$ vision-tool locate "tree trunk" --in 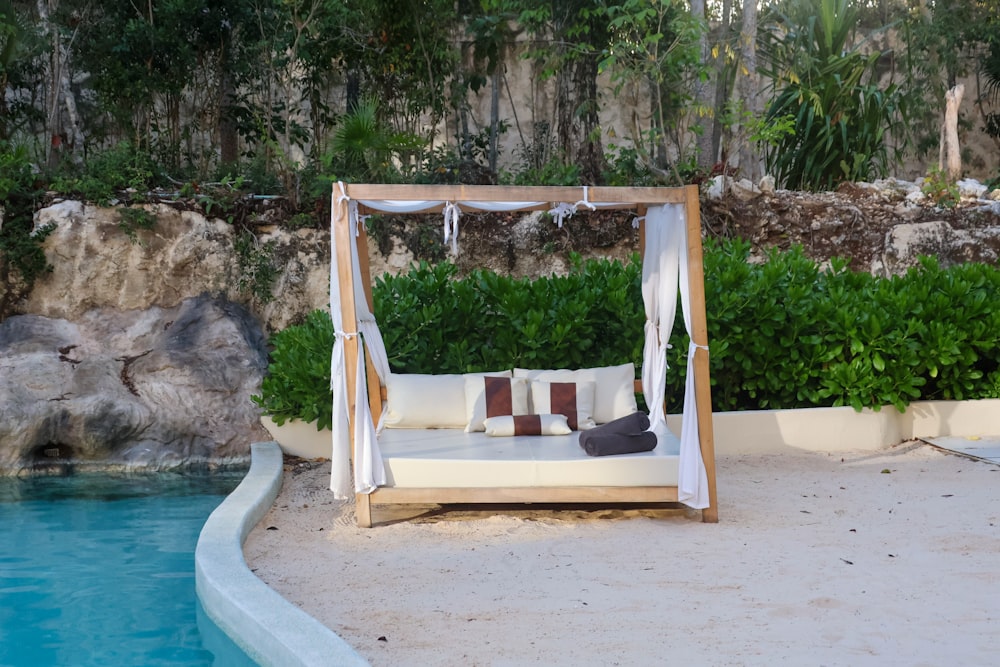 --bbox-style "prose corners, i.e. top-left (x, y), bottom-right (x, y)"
top-left (36, 0), bottom-right (83, 166)
top-left (689, 0), bottom-right (714, 171)
top-left (736, 0), bottom-right (759, 182)
top-left (551, 35), bottom-right (604, 182)
top-left (489, 66), bottom-right (500, 174)
top-left (710, 0), bottom-right (733, 167)
top-left (941, 83), bottom-right (964, 181)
